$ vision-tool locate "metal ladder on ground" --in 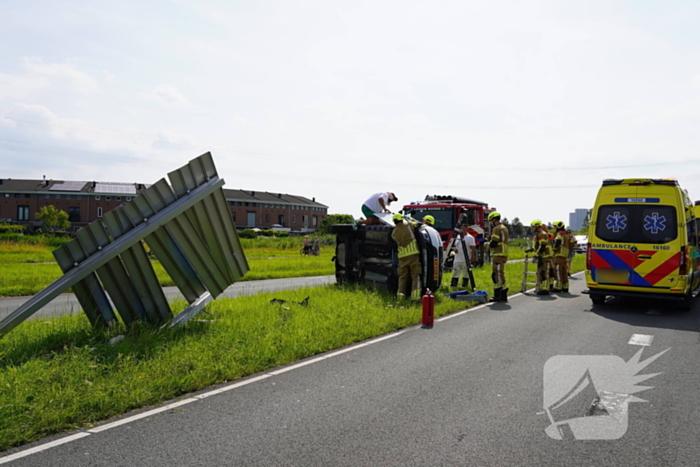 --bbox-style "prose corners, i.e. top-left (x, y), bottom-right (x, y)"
top-left (521, 240), bottom-right (538, 293)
